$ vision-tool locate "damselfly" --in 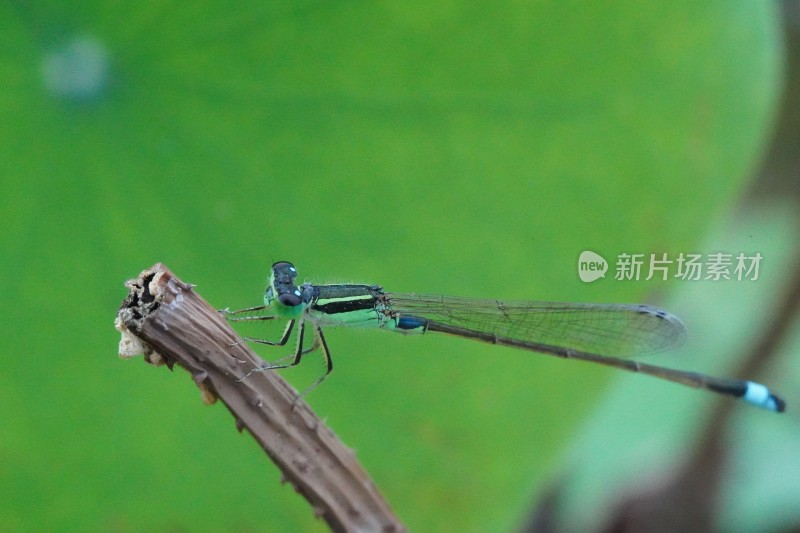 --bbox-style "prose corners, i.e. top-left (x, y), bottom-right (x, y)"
top-left (223, 261), bottom-right (784, 412)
